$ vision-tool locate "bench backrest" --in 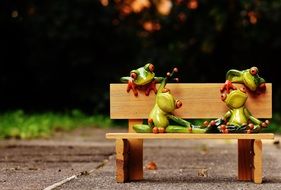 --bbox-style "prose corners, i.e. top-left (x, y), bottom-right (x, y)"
top-left (110, 83), bottom-right (272, 120)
